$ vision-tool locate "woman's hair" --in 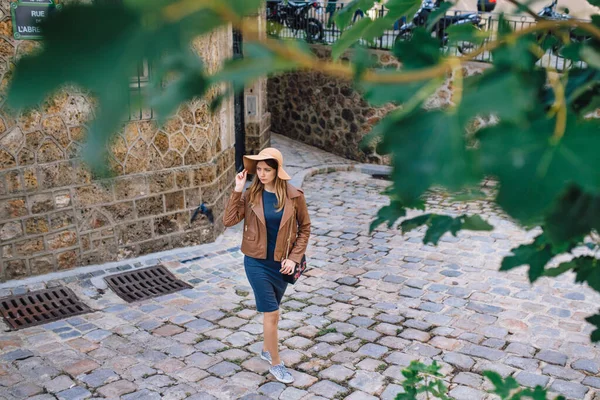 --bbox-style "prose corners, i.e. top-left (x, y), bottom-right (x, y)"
top-left (247, 158), bottom-right (287, 212)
